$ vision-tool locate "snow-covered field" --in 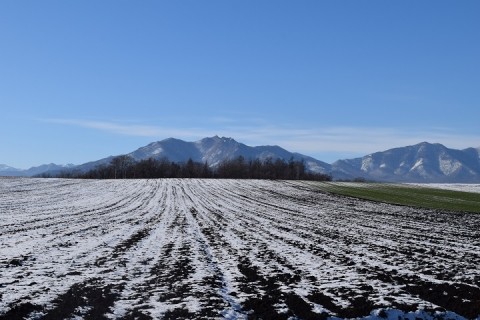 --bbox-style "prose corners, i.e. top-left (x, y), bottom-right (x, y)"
top-left (409, 183), bottom-right (480, 194)
top-left (1, 178), bottom-right (479, 320)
